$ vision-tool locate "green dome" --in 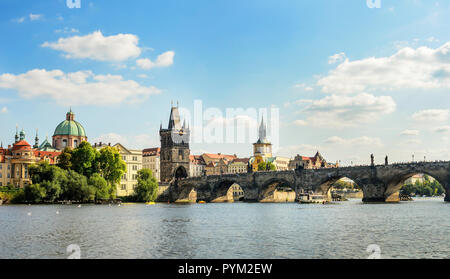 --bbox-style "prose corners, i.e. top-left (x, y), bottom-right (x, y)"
top-left (54, 120), bottom-right (86, 137)
top-left (53, 110), bottom-right (86, 137)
